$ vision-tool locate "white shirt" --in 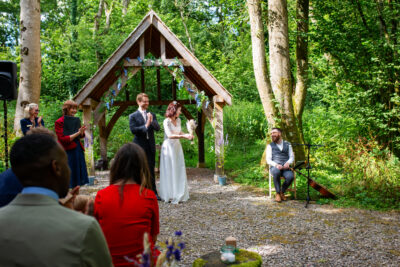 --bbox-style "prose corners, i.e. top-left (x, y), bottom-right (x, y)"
top-left (138, 107), bottom-right (147, 122)
top-left (266, 140), bottom-right (294, 167)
